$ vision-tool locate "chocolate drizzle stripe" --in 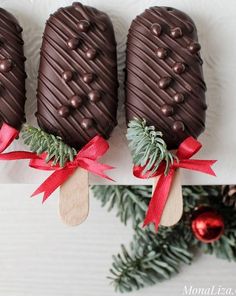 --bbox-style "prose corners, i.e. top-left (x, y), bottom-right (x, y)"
top-left (145, 9), bottom-right (203, 64)
top-left (38, 88), bottom-right (95, 140)
top-left (63, 9), bottom-right (116, 54)
top-left (41, 42), bottom-right (116, 126)
top-left (131, 23), bottom-right (205, 91)
top-left (44, 32), bottom-right (116, 99)
top-left (127, 37), bottom-right (206, 125)
top-left (134, 17), bottom-right (205, 88)
top-left (0, 74), bottom-right (25, 110)
top-left (39, 53), bottom-right (108, 134)
top-left (125, 6), bottom-right (206, 149)
top-left (127, 43), bottom-right (205, 128)
top-left (47, 22), bottom-right (116, 89)
top-left (37, 3), bottom-right (118, 148)
top-left (50, 19), bottom-right (115, 81)
top-left (126, 64), bottom-right (201, 136)
top-left (0, 8), bottom-right (26, 129)
top-left (38, 67), bottom-right (101, 139)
